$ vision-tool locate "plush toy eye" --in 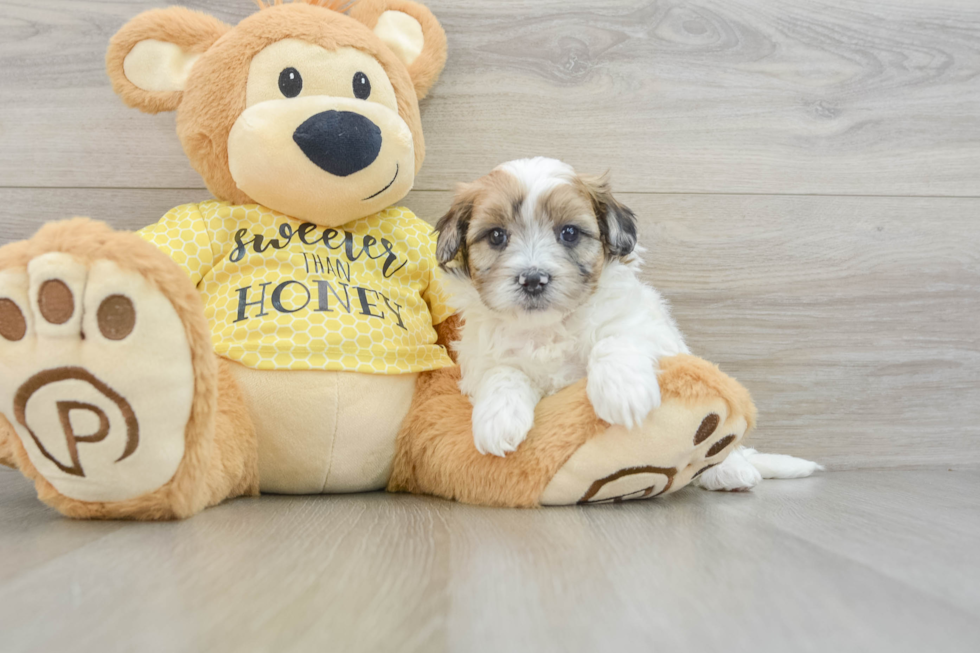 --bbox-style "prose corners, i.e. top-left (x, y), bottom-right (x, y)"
top-left (559, 225), bottom-right (580, 245)
top-left (353, 72), bottom-right (371, 100)
top-left (279, 67), bottom-right (303, 98)
top-left (488, 228), bottom-right (508, 248)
